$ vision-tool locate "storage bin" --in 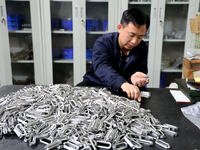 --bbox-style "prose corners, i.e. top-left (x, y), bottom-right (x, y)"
top-left (183, 57), bottom-right (200, 79)
top-left (7, 14), bottom-right (23, 30)
top-left (86, 19), bottom-right (99, 31)
top-left (61, 19), bottom-right (73, 31)
top-left (52, 48), bottom-right (60, 59)
top-left (86, 49), bottom-right (92, 60)
top-left (103, 20), bottom-right (108, 31)
top-left (160, 72), bottom-right (166, 88)
top-left (51, 19), bottom-right (60, 29)
top-left (62, 47), bottom-right (73, 59)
